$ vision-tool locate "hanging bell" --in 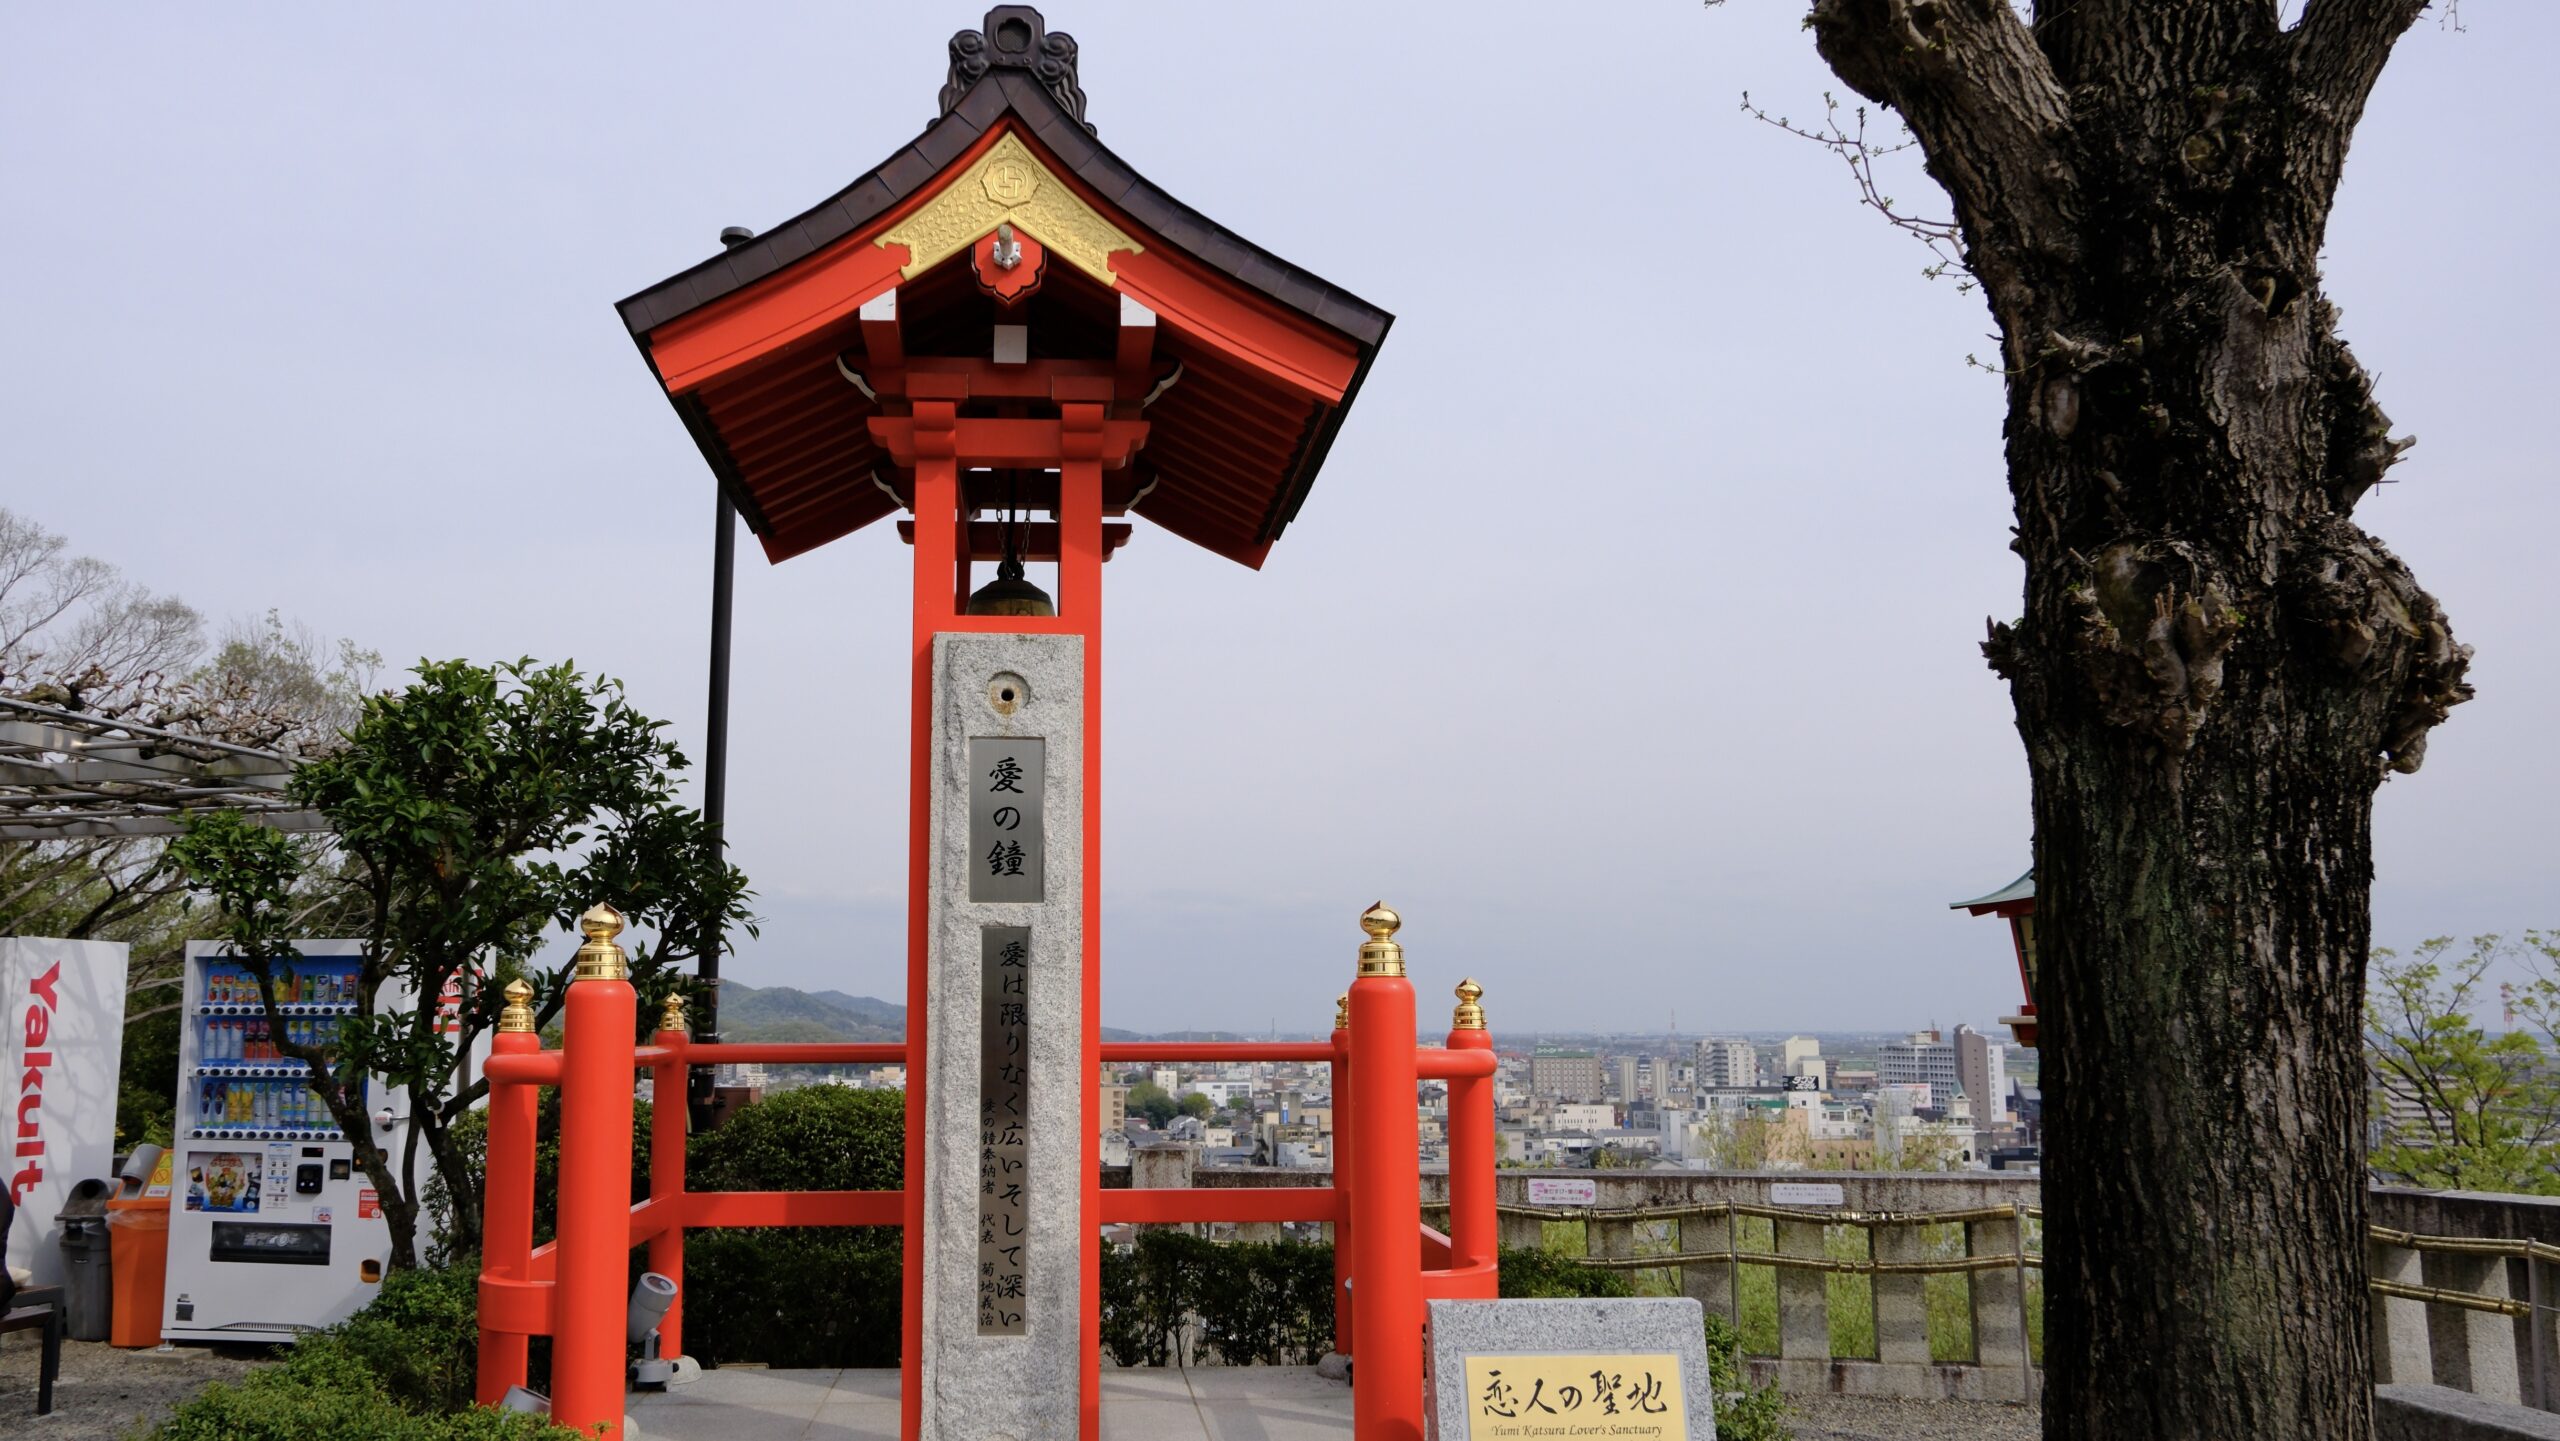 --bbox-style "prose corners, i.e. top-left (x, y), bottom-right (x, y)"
top-left (965, 556), bottom-right (1055, 617)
